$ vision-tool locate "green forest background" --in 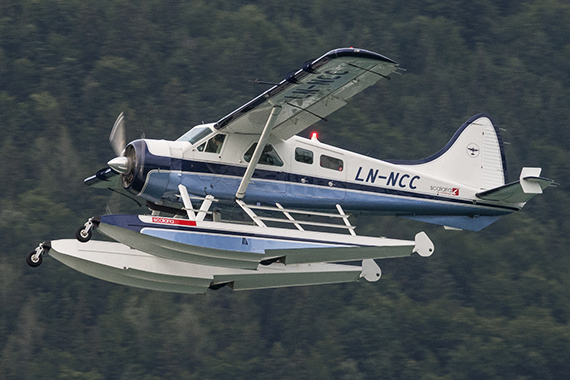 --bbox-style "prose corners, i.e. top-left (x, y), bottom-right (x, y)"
top-left (1, 0), bottom-right (570, 379)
